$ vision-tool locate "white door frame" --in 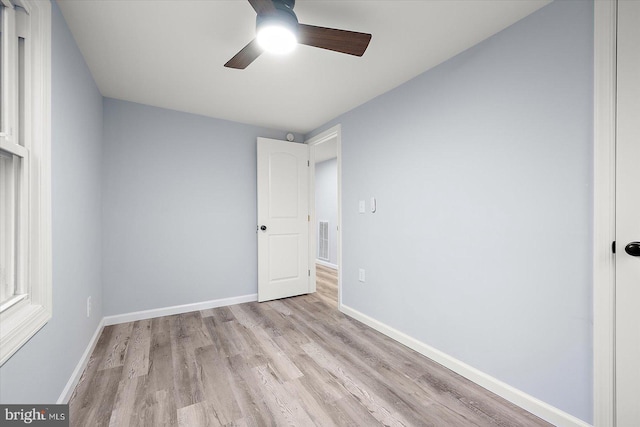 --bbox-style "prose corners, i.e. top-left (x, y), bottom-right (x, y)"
top-left (306, 125), bottom-right (342, 308)
top-left (593, 1), bottom-right (616, 425)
